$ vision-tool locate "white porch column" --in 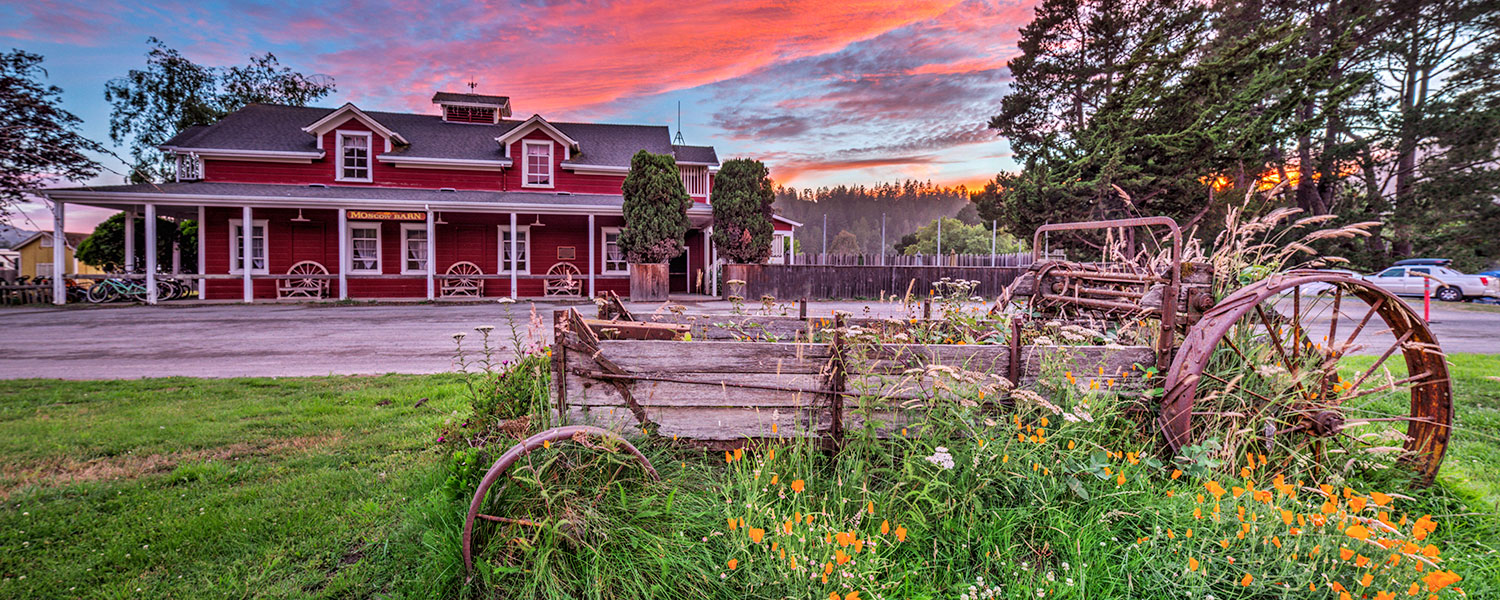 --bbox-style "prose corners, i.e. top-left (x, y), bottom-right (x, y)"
top-left (587, 214), bottom-right (596, 297)
top-left (425, 208), bottom-right (435, 300)
top-left (701, 227), bottom-right (709, 294)
top-left (52, 202), bottom-right (65, 305)
top-left (337, 208), bottom-right (348, 300)
top-left (509, 212), bottom-right (518, 298)
top-left (145, 204), bottom-right (158, 304)
top-left (197, 206), bottom-right (206, 298)
top-left (241, 206), bottom-right (253, 303)
top-left (124, 209), bottom-right (136, 272)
